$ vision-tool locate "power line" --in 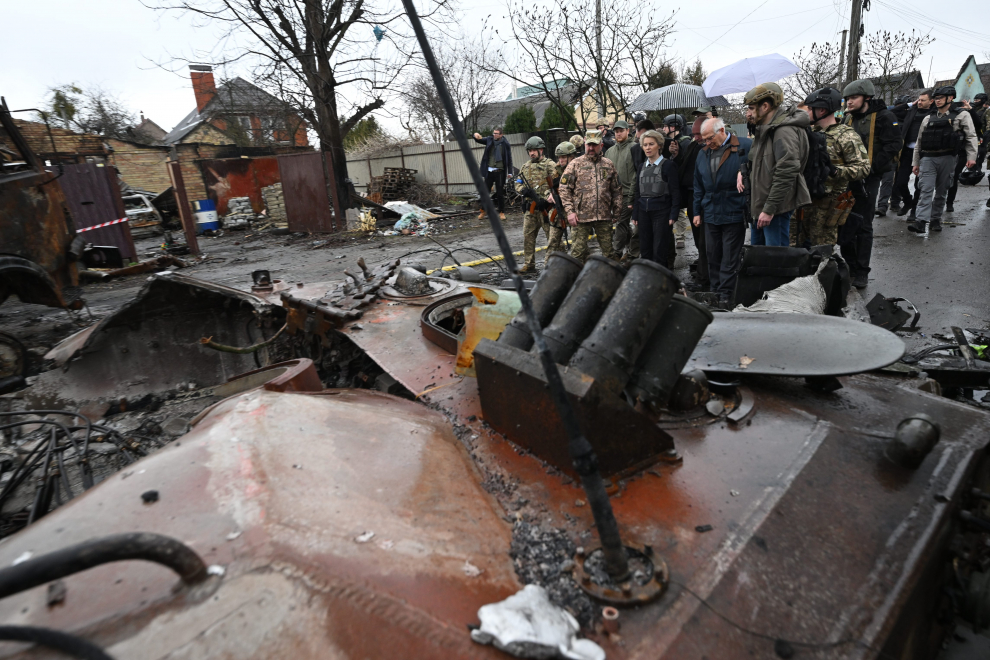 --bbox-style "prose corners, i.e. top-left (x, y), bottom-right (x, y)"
top-left (690, 0), bottom-right (773, 60)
